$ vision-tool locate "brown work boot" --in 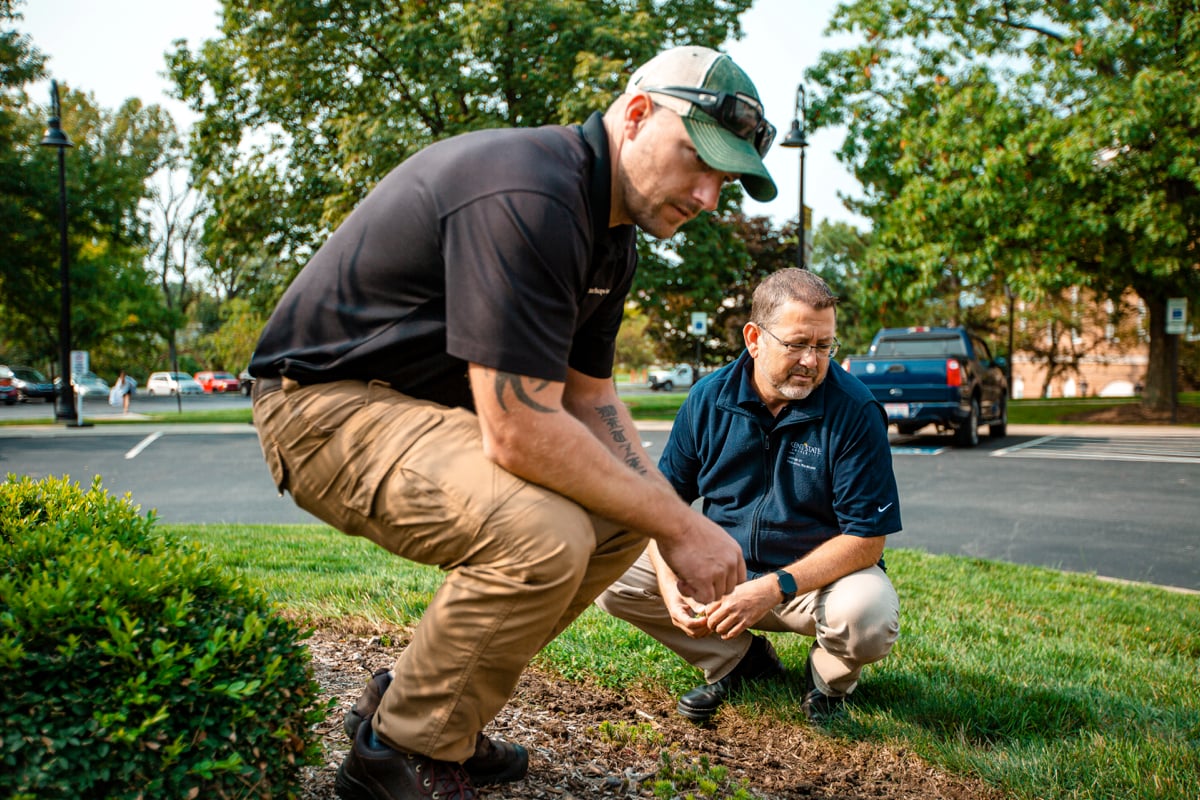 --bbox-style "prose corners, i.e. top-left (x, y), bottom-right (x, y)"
top-left (344, 668), bottom-right (392, 740)
top-left (344, 667), bottom-right (529, 784)
top-left (335, 720), bottom-right (476, 800)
